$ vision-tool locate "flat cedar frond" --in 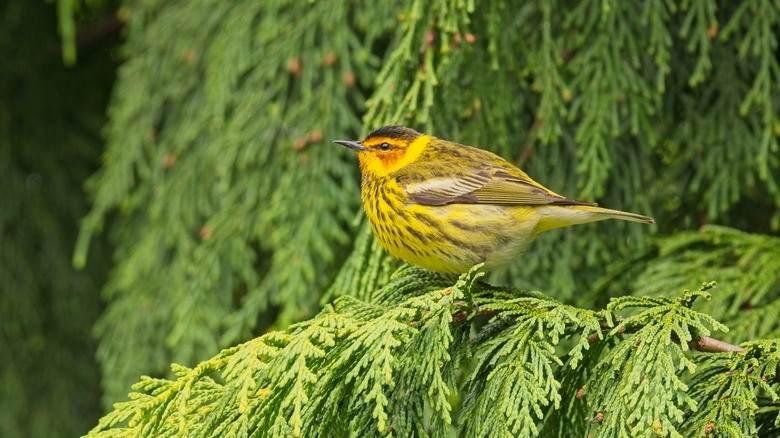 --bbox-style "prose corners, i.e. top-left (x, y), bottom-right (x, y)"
top-left (85, 265), bottom-right (780, 438)
top-left (583, 283), bottom-right (730, 437)
top-left (370, 265), bottom-right (459, 307)
top-left (459, 320), bottom-right (562, 437)
top-left (459, 287), bottom-right (604, 436)
top-left (682, 339), bottom-right (780, 437)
